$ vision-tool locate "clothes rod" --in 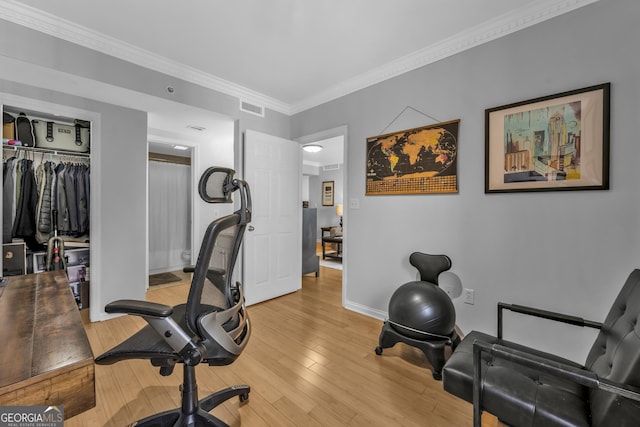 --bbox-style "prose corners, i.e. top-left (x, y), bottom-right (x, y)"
top-left (2, 144), bottom-right (90, 159)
